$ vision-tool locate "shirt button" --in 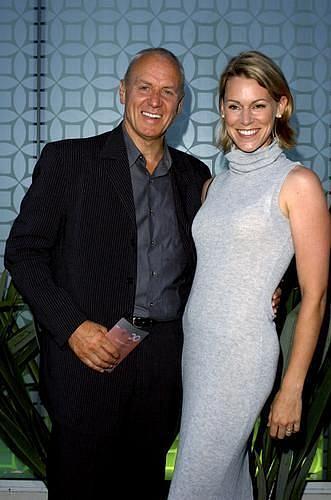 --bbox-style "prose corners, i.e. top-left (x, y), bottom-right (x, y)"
top-left (150, 302), bottom-right (154, 307)
top-left (151, 271), bottom-right (158, 277)
top-left (151, 240), bottom-right (156, 246)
